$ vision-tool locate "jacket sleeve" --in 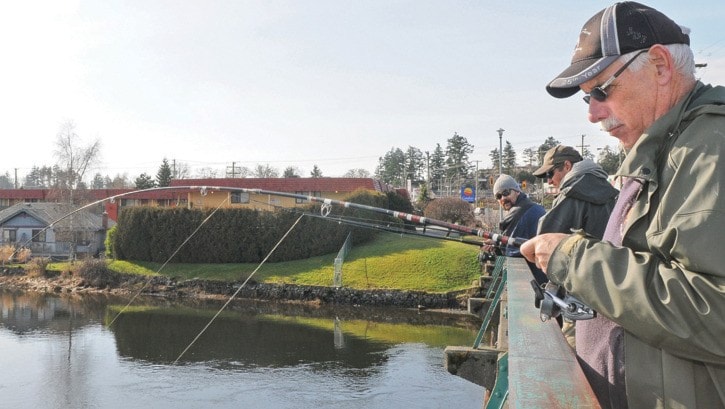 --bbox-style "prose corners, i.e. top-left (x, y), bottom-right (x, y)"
top-left (537, 197), bottom-right (582, 234)
top-left (547, 124), bottom-right (725, 364)
top-left (506, 205), bottom-right (546, 257)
